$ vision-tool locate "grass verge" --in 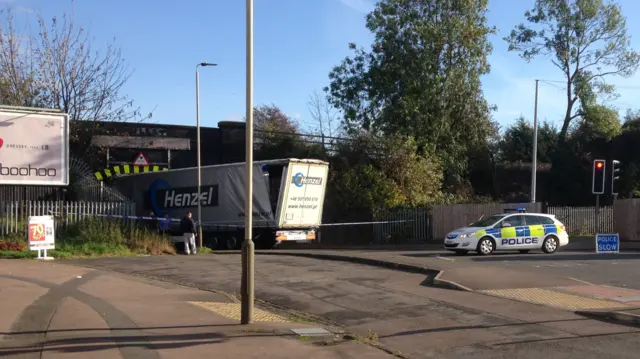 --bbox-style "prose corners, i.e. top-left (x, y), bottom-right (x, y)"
top-left (0, 217), bottom-right (176, 259)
